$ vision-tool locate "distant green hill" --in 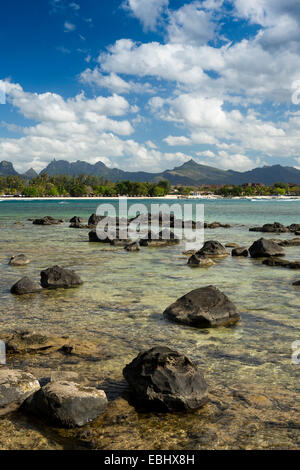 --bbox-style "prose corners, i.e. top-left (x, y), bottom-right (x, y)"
top-left (1, 159), bottom-right (300, 185)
